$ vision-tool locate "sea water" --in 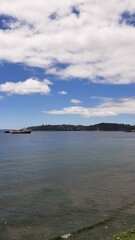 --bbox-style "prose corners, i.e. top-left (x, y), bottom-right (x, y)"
top-left (0, 131), bottom-right (135, 239)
